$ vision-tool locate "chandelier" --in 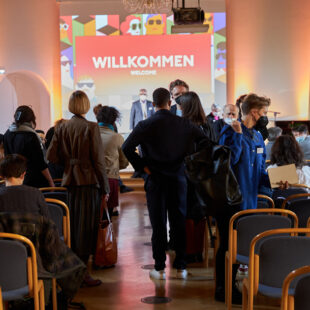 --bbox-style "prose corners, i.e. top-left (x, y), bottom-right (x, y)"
top-left (122, 0), bottom-right (172, 13)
